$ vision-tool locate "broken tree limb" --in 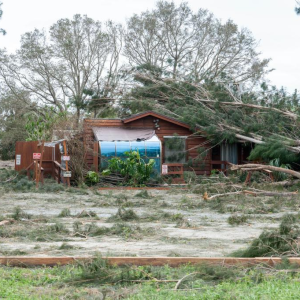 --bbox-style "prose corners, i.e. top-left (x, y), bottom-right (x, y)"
top-left (268, 180), bottom-right (300, 187)
top-left (206, 191), bottom-right (244, 200)
top-left (231, 164), bottom-right (300, 179)
top-left (174, 272), bottom-right (200, 290)
top-left (244, 190), bottom-right (298, 197)
top-left (206, 189), bottom-right (298, 200)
